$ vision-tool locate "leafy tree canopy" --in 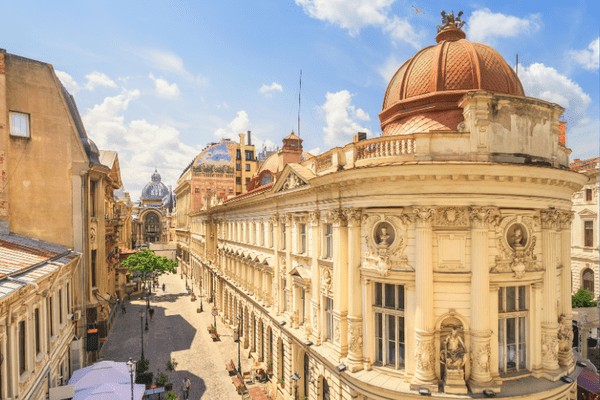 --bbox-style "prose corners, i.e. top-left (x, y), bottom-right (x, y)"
top-left (572, 287), bottom-right (598, 308)
top-left (122, 249), bottom-right (177, 278)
